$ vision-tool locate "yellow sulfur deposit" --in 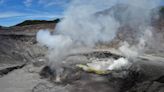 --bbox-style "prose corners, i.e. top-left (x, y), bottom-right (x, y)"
top-left (76, 64), bottom-right (110, 75)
